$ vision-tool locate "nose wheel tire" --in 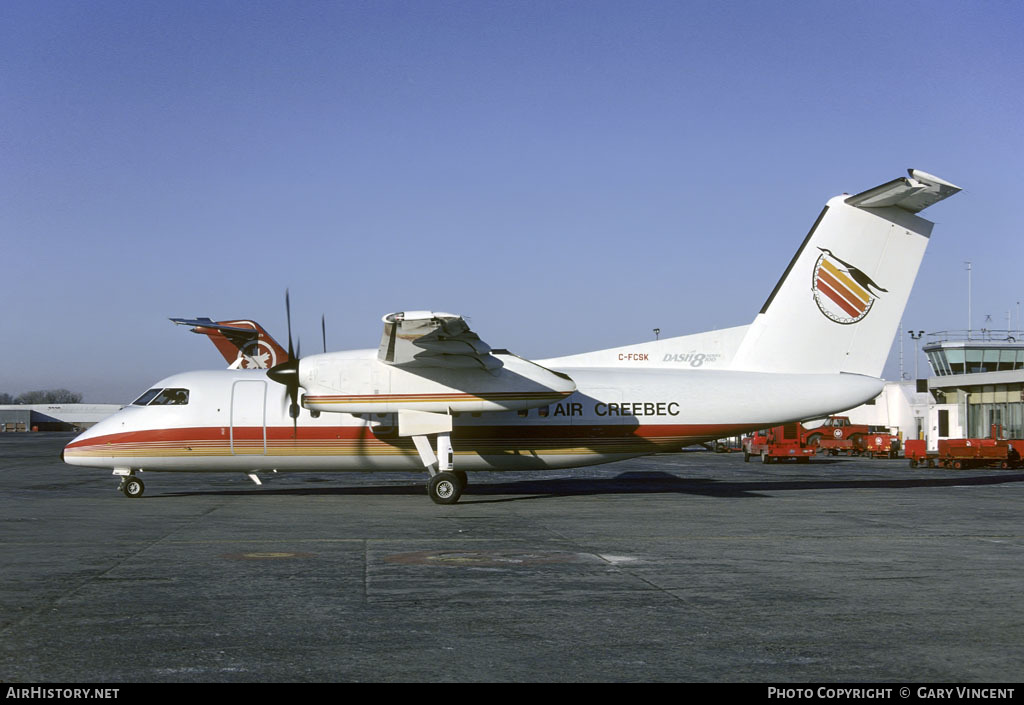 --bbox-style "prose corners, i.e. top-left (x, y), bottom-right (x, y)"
top-left (120, 477), bottom-right (145, 498)
top-left (427, 471), bottom-right (464, 505)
